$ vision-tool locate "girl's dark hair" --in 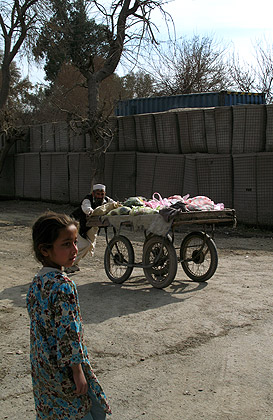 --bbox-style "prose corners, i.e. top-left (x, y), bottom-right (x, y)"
top-left (32, 211), bottom-right (79, 263)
